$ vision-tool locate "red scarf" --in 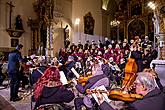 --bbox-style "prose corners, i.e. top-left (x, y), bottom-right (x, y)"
top-left (34, 67), bottom-right (63, 101)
